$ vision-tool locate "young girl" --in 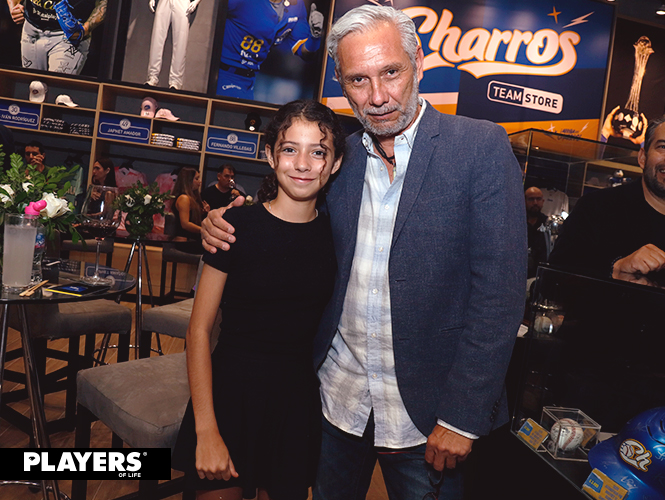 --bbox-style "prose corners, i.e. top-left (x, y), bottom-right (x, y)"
top-left (172, 100), bottom-right (345, 500)
top-left (171, 166), bottom-right (207, 253)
